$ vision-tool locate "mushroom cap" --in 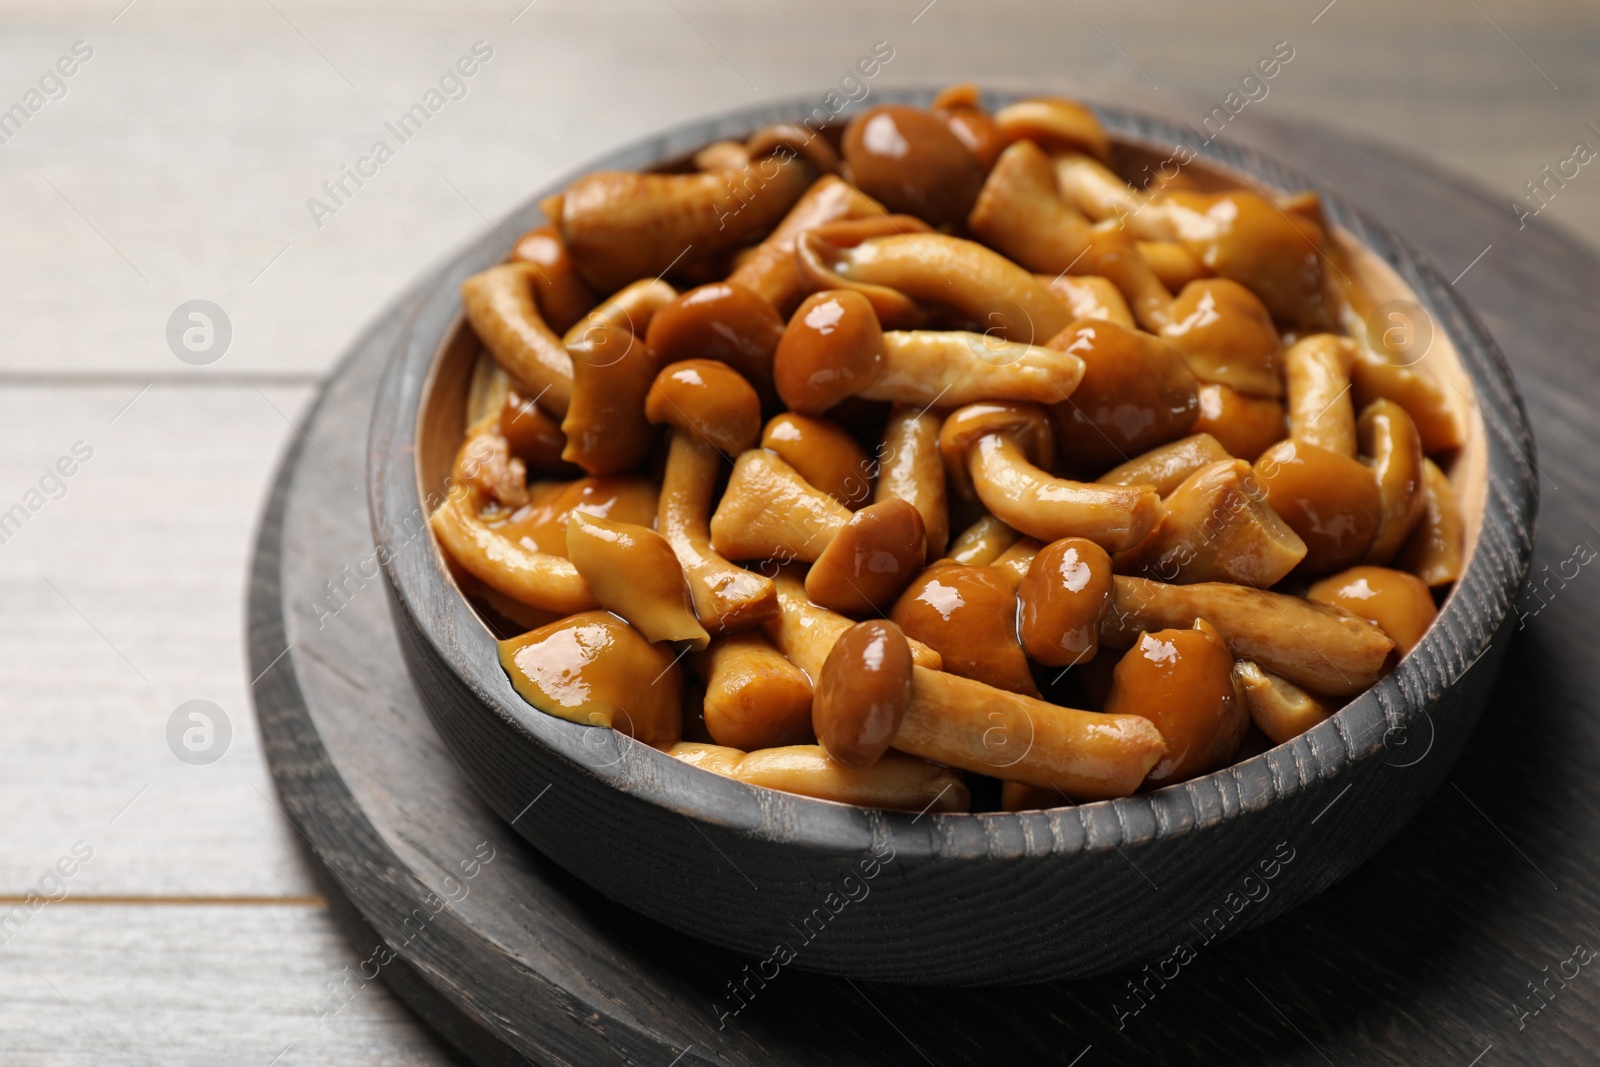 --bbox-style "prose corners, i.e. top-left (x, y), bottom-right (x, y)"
top-left (841, 104), bottom-right (987, 225)
top-left (645, 358), bottom-right (762, 454)
top-left (1046, 319), bottom-right (1200, 477)
top-left (746, 122), bottom-right (841, 174)
top-left (992, 98), bottom-right (1111, 163)
top-left (1253, 438), bottom-right (1382, 576)
top-left (1161, 278), bottom-right (1284, 398)
top-left (805, 498), bottom-right (928, 615)
top-left (814, 619), bottom-right (915, 768)
top-left (1307, 564), bottom-right (1437, 656)
top-left (1192, 383), bottom-right (1287, 461)
top-left (773, 290), bottom-right (888, 414)
top-left (644, 281), bottom-right (784, 402)
top-left (1103, 620), bottom-right (1247, 786)
top-left (497, 610), bottom-right (684, 745)
top-left (760, 412), bottom-right (876, 508)
top-left (889, 562), bottom-right (1039, 696)
top-left (1018, 537), bottom-right (1114, 667)
top-left (938, 401), bottom-right (1055, 488)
